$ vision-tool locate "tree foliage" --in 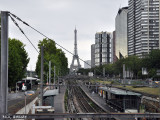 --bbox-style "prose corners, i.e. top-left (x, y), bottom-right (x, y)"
top-left (141, 50), bottom-right (160, 77)
top-left (0, 16), bottom-right (29, 89)
top-left (35, 38), bottom-right (68, 82)
top-left (142, 50), bottom-right (160, 69)
top-left (78, 50), bottom-right (160, 79)
top-left (78, 68), bottom-right (91, 75)
top-left (8, 38), bottom-right (30, 89)
top-left (0, 14), bottom-right (1, 39)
